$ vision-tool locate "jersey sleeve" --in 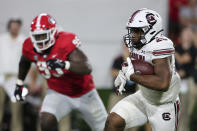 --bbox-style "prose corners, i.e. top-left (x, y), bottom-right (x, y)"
top-left (150, 38), bottom-right (175, 60)
top-left (72, 35), bottom-right (81, 48)
top-left (61, 33), bottom-right (81, 56)
top-left (22, 38), bottom-right (34, 61)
